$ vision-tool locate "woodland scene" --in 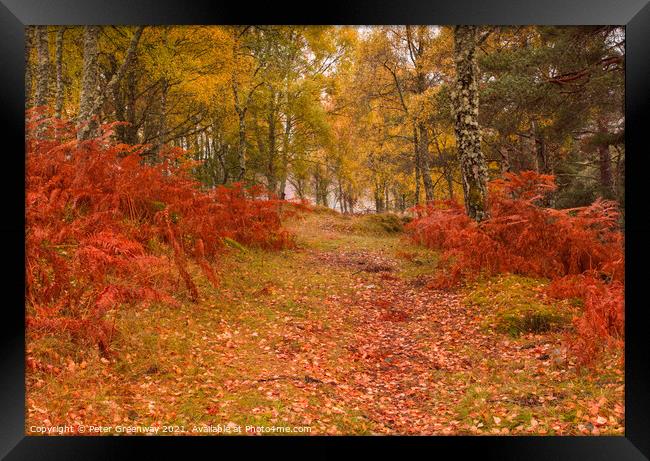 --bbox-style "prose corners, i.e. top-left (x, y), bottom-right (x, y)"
top-left (26, 25), bottom-right (624, 435)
